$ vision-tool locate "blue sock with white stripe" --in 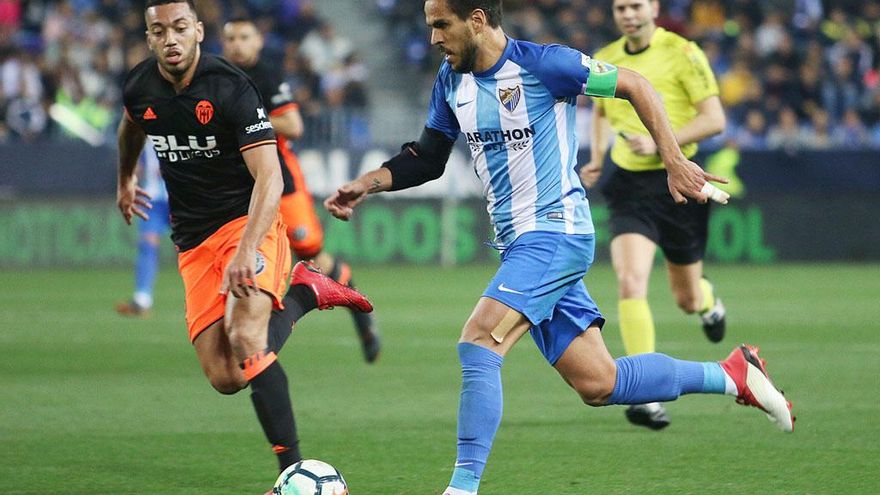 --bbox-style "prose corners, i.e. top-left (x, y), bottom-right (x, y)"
top-left (448, 343), bottom-right (504, 494)
top-left (608, 353), bottom-right (727, 405)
